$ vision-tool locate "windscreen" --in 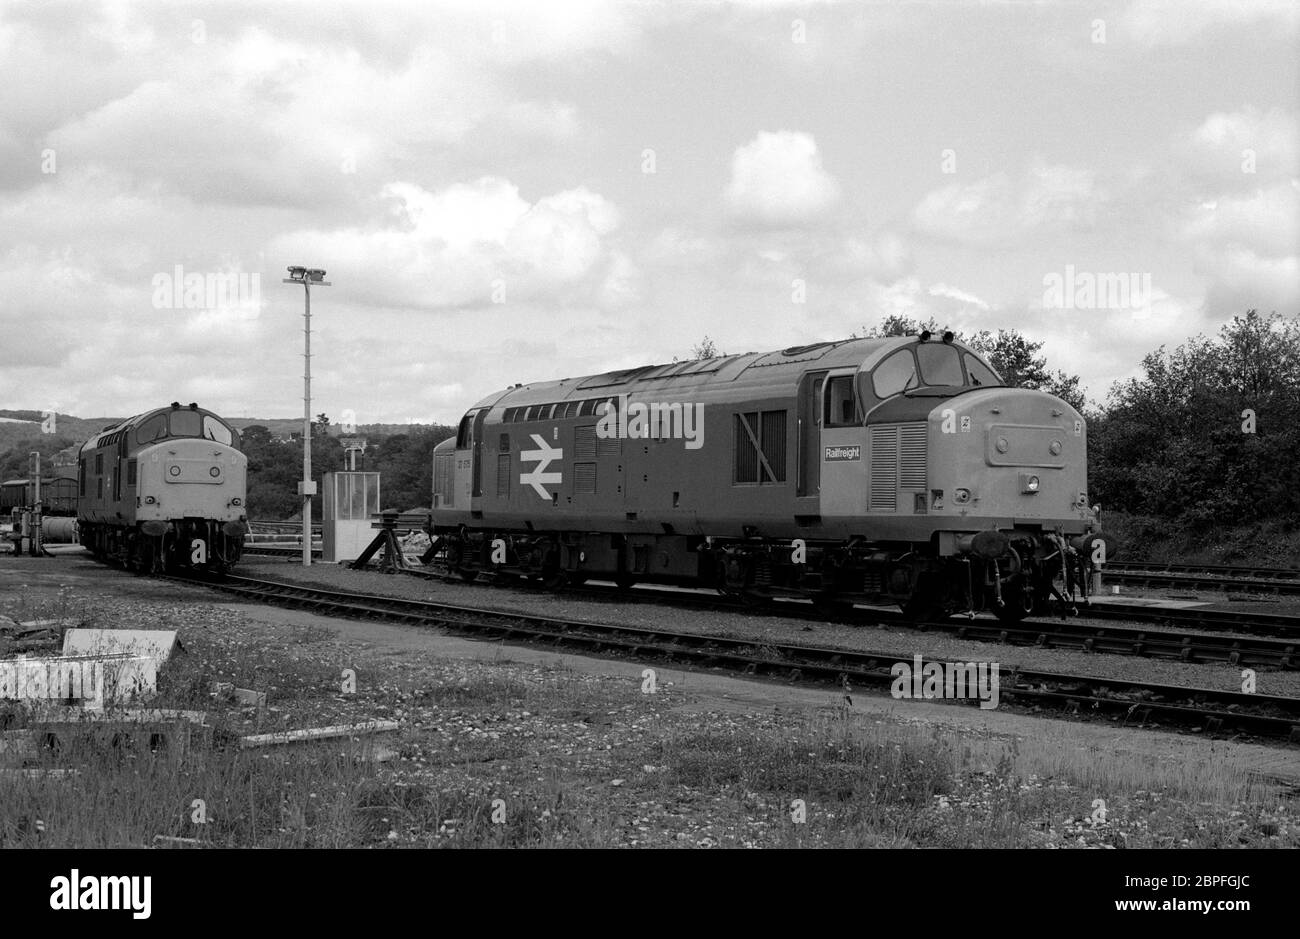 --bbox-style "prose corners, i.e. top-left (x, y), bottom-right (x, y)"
top-left (916, 343), bottom-right (964, 386)
top-left (169, 409), bottom-right (202, 437)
